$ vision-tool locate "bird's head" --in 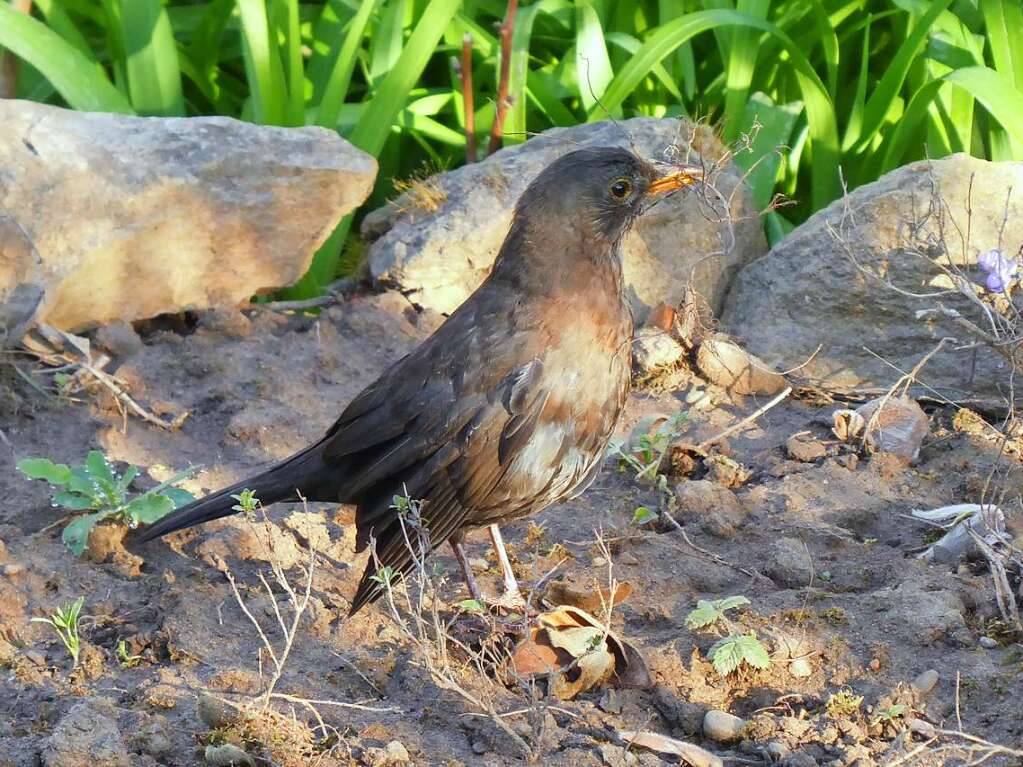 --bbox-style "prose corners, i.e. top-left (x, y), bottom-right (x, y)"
top-left (513, 146), bottom-right (704, 246)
